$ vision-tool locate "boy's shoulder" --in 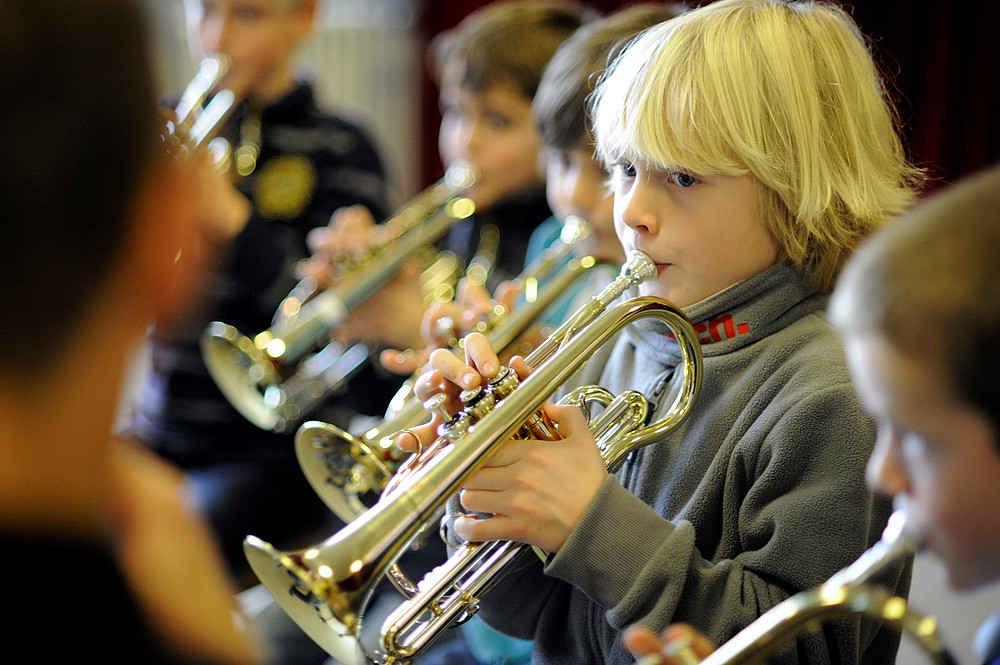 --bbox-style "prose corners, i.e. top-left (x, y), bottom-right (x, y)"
top-left (757, 308), bottom-right (853, 382)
